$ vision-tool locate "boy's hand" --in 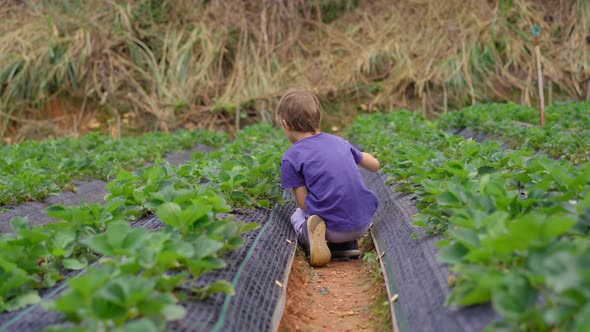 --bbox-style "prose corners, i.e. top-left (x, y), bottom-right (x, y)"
top-left (359, 152), bottom-right (380, 172)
